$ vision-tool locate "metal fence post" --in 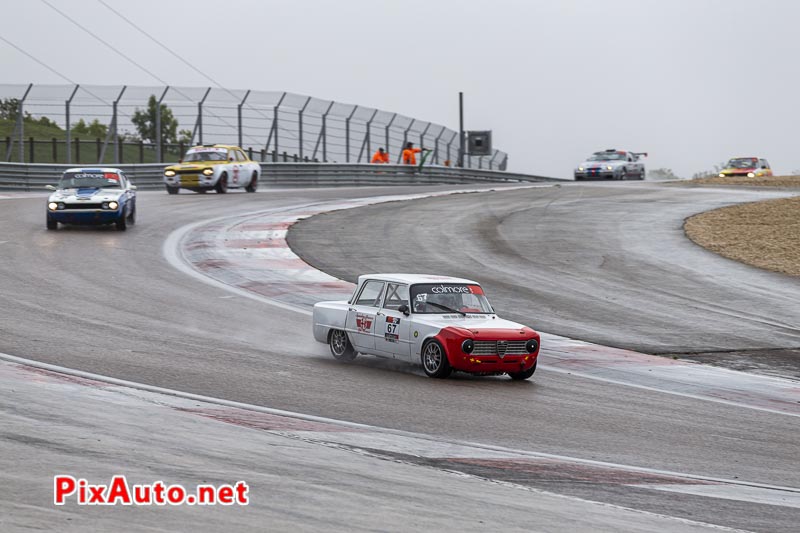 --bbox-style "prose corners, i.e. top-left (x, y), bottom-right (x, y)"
top-left (8, 84), bottom-right (33, 163)
top-left (312, 101), bottom-right (334, 162)
top-left (384, 113), bottom-right (397, 160)
top-left (65, 84), bottom-right (79, 164)
top-left (419, 122), bottom-right (431, 151)
top-left (99, 85), bottom-right (126, 164)
top-left (345, 106), bottom-right (358, 163)
top-left (264, 92), bottom-right (286, 156)
top-left (156, 86), bottom-right (169, 163)
top-left (298, 96), bottom-right (311, 160)
top-left (237, 89), bottom-right (251, 149)
top-left (433, 127), bottom-right (445, 164)
top-left (358, 109), bottom-right (378, 158)
top-left (398, 119), bottom-right (415, 163)
top-left (488, 150), bottom-right (499, 170)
